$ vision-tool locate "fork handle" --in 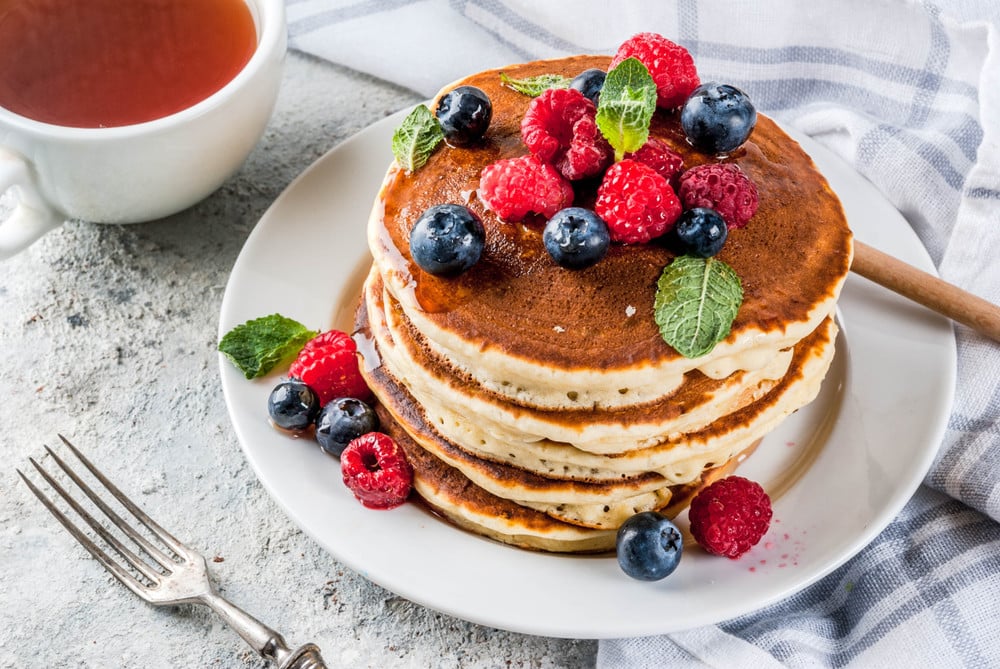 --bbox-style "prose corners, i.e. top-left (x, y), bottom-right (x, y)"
top-left (200, 592), bottom-right (328, 668)
top-left (276, 643), bottom-right (328, 669)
